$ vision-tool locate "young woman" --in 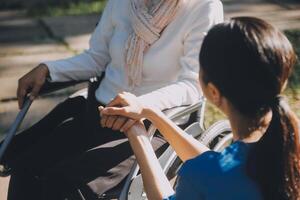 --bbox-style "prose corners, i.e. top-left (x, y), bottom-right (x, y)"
top-left (100, 17), bottom-right (300, 199)
top-left (1, 0), bottom-right (223, 199)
